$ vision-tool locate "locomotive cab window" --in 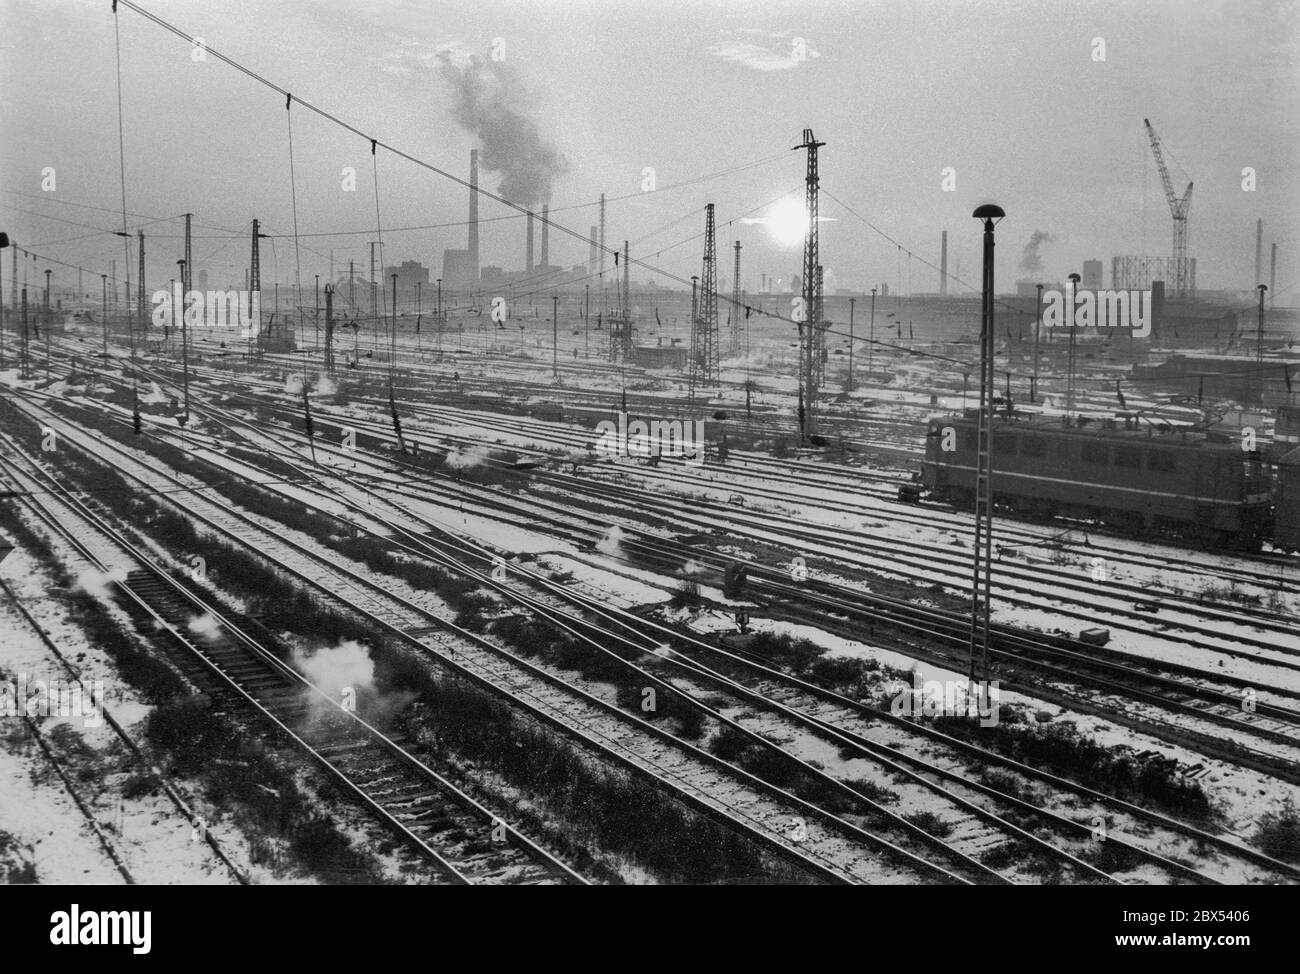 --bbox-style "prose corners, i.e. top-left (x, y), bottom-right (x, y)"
top-left (1114, 446), bottom-right (1142, 469)
top-left (1081, 442), bottom-right (1109, 465)
top-left (1148, 450), bottom-right (1176, 473)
